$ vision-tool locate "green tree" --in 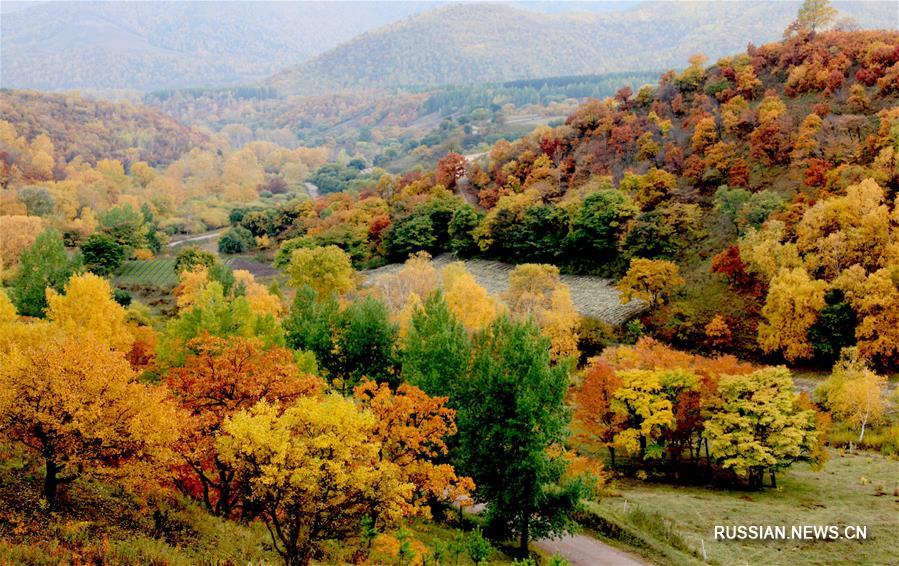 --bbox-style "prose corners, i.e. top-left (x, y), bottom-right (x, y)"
top-left (570, 189), bottom-right (638, 268)
top-left (239, 210), bottom-right (272, 237)
top-left (808, 290), bottom-right (857, 363)
top-left (385, 214), bottom-right (436, 260)
top-left (99, 204), bottom-right (147, 251)
top-left (456, 316), bottom-right (585, 553)
top-left (448, 204), bottom-right (482, 257)
top-left (401, 291), bottom-right (471, 398)
top-left (11, 229), bottom-right (80, 317)
top-left (466, 527), bottom-right (492, 565)
top-left (218, 226), bottom-right (253, 254)
top-left (174, 246), bottom-right (216, 273)
top-left (334, 297), bottom-right (398, 392)
top-left (706, 367), bottom-right (818, 488)
top-left (158, 282), bottom-right (284, 366)
top-left (81, 233), bottom-right (125, 276)
top-left (284, 285), bottom-right (341, 378)
top-left (18, 185), bottom-right (56, 217)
